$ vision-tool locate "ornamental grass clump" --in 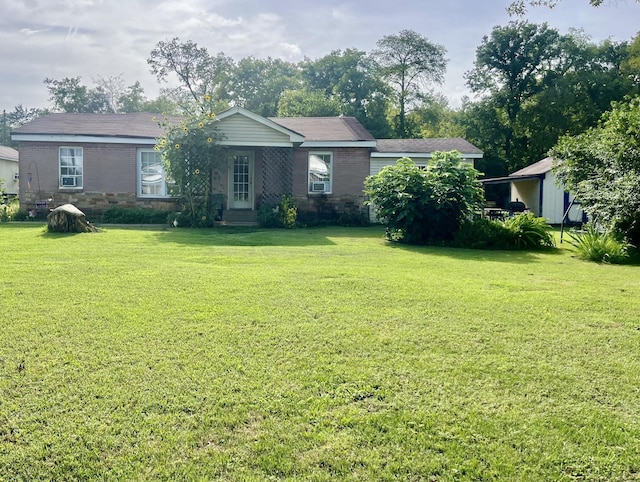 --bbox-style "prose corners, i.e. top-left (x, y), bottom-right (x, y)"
top-left (503, 212), bottom-right (555, 250)
top-left (567, 224), bottom-right (632, 264)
